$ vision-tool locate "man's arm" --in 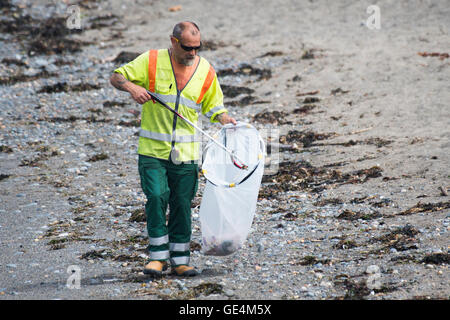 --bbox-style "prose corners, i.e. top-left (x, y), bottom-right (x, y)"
top-left (110, 72), bottom-right (151, 104)
top-left (110, 72), bottom-right (132, 92)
